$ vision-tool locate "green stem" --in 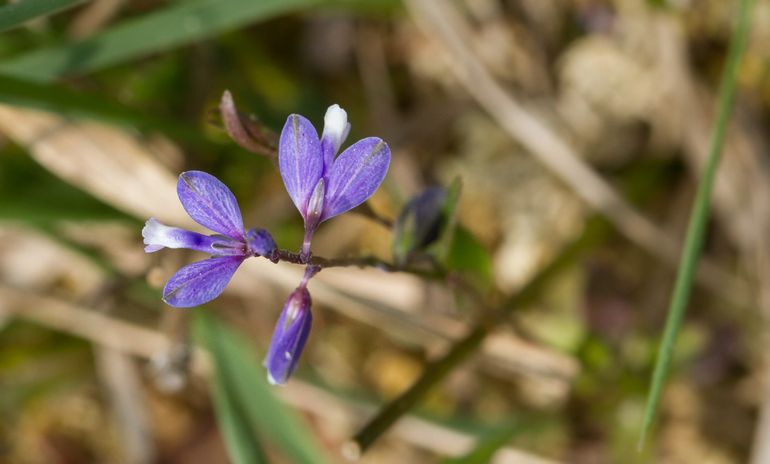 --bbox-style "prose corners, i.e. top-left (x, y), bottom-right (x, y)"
top-left (348, 326), bottom-right (487, 457)
top-left (638, 0), bottom-right (754, 449)
top-left (348, 218), bottom-right (605, 454)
